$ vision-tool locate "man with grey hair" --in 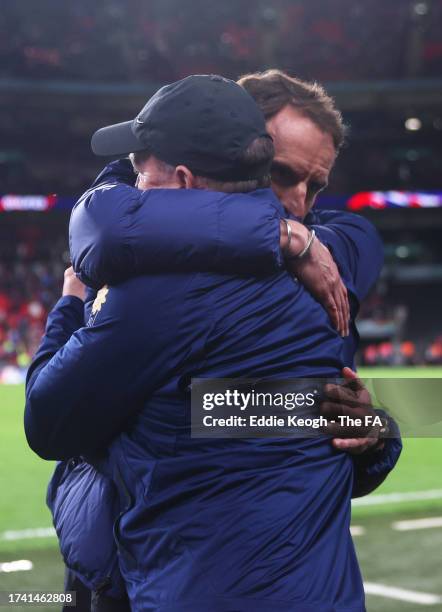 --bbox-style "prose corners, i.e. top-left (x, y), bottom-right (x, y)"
top-left (74, 68), bottom-right (398, 460)
top-left (28, 74), bottom-right (400, 610)
top-left (27, 74), bottom-right (400, 611)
